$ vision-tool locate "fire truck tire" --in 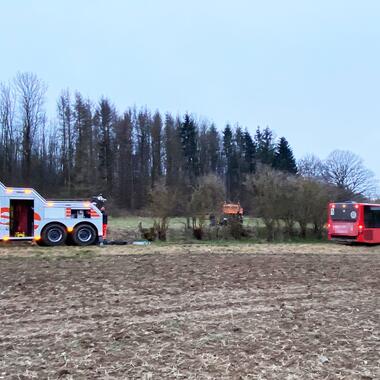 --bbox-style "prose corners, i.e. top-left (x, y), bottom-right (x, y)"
top-left (72, 224), bottom-right (97, 246)
top-left (41, 223), bottom-right (67, 246)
